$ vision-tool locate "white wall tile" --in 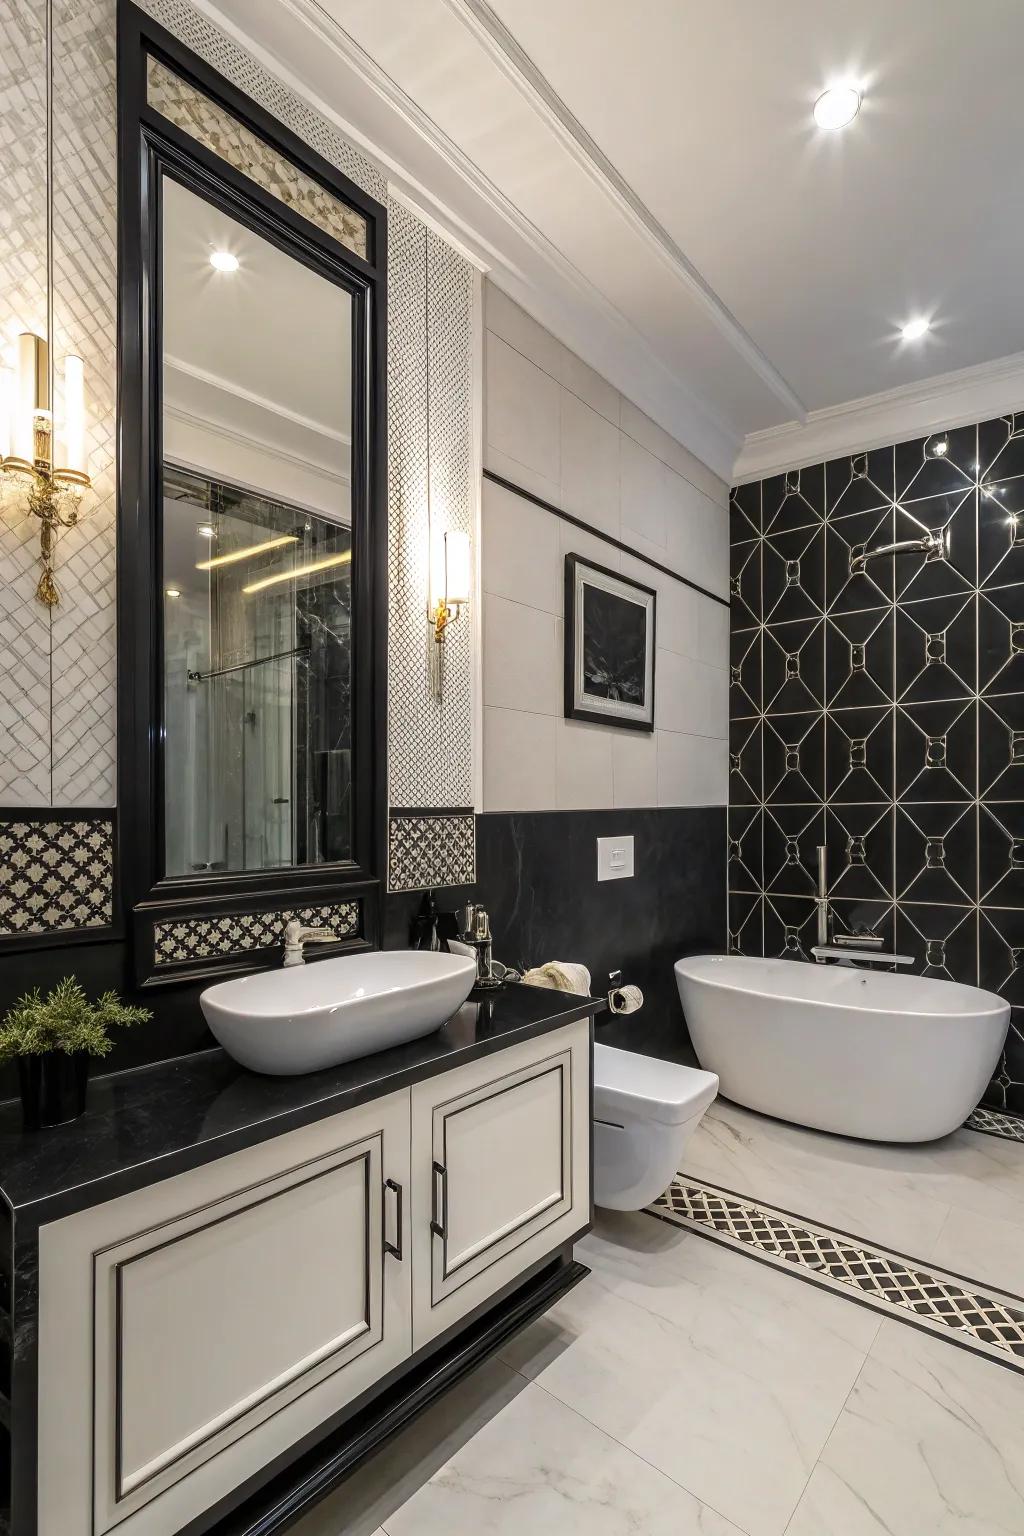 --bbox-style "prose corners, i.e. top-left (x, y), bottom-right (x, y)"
top-left (485, 332), bottom-right (560, 485)
top-left (657, 731), bottom-right (729, 807)
top-left (655, 650), bottom-right (728, 739)
top-left (559, 389), bottom-right (620, 536)
top-left (560, 349), bottom-right (620, 427)
top-left (482, 477), bottom-right (560, 615)
top-left (620, 395), bottom-right (727, 506)
top-left (483, 595), bottom-right (561, 716)
top-left (483, 706), bottom-right (556, 812)
top-left (484, 443), bottom-right (562, 512)
top-left (560, 517), bottom-right (620, 573)
top-left (697, 598), bottom-right (731, 670)
top-left (620, 435), bottom-right (668, 551)
top-left (612, 730), bottom-right (658, 808)
top-left (556, 718), bottom-right (614, 810)
top-left (666, 479), bottom-right (730, 601)
top-left (484, 282), bottom-right (568, 381)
